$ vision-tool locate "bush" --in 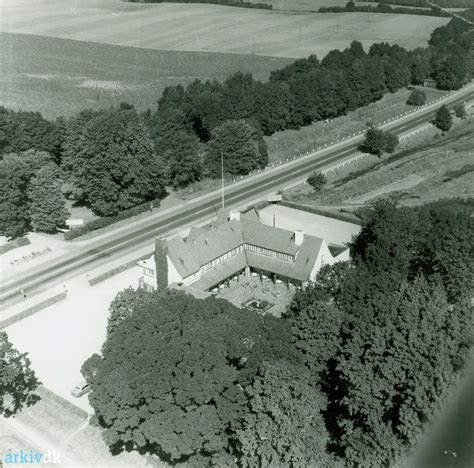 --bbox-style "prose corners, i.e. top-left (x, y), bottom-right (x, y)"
top-left (433, 105), bottom-right (453, 132)
top-left (0, 237), bottom-right (30, 255)
top-left (64, 199), bottom-right (160, 241)
top-left (453, 103), bottom-right (467, 119)
top-left (406, 89), bottom-right (426, 106)
top-left (307, 172), bottom-right (327, 192)
top-left (362, 126), bottom-right (399, 156)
